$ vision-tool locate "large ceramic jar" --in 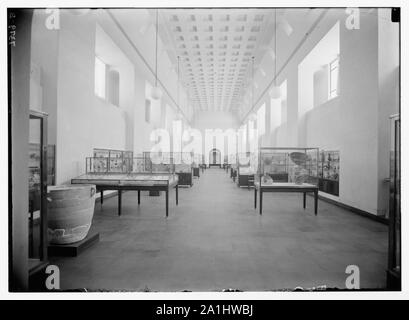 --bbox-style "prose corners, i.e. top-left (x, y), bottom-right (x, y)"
top-left (47, 184), bottom-right (96, 244)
